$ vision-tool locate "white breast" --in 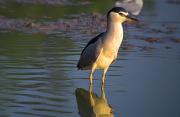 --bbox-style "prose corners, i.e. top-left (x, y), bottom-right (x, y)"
top-left (94, 22), bottom-right (124, 69)
top-left (95, 48), bottom-right (114, 69)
